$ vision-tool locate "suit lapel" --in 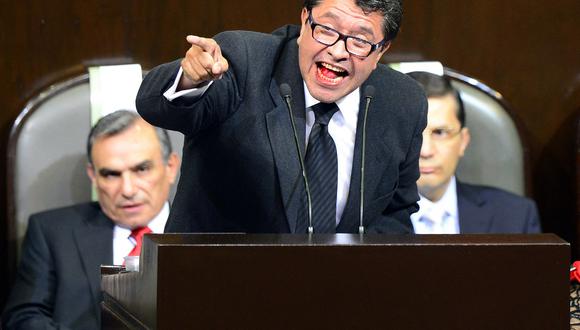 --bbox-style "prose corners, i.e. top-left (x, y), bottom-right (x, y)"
top-left (73, 206), bottom-right (113, 317)
top-left (339, 78), bottom-right (394, 231)
top-left (267, 34), bottom-right (306, 232)
top-left (272, 34), bottom-right (306, 146)
top-left (457, 182), bottom-right (493, 233)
